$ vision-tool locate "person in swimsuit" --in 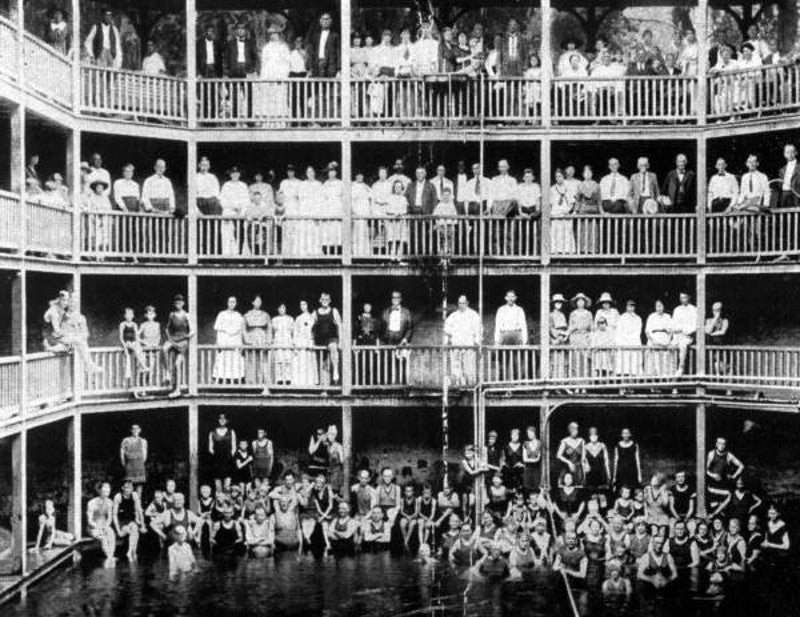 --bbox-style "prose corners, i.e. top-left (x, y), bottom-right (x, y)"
top-left (706, 437), bottom-right (744, 511)
top-left (584, 426), bottom-right (610, 495)
top-left (473, 543), bottom-right (510, 580)
top-left (327, 424), bottom-right (345, 492)
top-left (613, 485), bottom-right (635, 529)
top-left (417, 483), bottom-right (437, 548)
top-left (211, 504), bottom-right (243, 558)
top-left (720, 476), bottom-right (762, 526)
top-left (398, 484), bottom-right (419, 551)
top-left (637, 536), bottom-right (677, 590)
top-left (113, 480), bottom-right (145, 562)
top-left (196, 484), bottom-right (214, 552)
top-left (613, 428), bottom-right (642, 491)
top-left (161, 294), bottom-right (192, 398)
top-left (374, 467), bottom-right (401, 525)
top-left (119, 307), bottom-right (150, 398)
top-left (351, 469), bottom-right (376, 522)
top-left (669, 470), bottom-right (696, 523)
top-left (87, 482), bottom-right (116, 566)
top-left (245, 505), bottom-right (275, 557)
top-left (208, 413), bottom-right (236, 491)
top-left (233, 439), bottom-right (253, 491)
top-left (361, 506), bottom-right (391, 551)
top-left (556, 422), bottom-right (585, 487)
top-left (32, 499), bottom-right (74, 552)
top-left (311, 292), bottom-right (342, 386)
top-left (153, 493), bottom-right (200, 547)
top-left (273, 494), bottom-right (303, 555)
top-left (449, 523), bottom-right (481, 568)
top-left (120, 424), bottom-right (148, 495)
top-left (553, 531), bottom-right (587, 581)
top-left (327, 502), bottom-right (359, 555)
top-left (312, 473), bottom-right (335, 552)
top-left (502, 428), bottom-right (525, 494)
top-left (168, 525), bottom-right (196, 578)
top-left (308, 428), bottom-right (330, 476)
top-left (251, 428), bottom-right (274, 485)
top-left (521, 426), bottom-right (542, 496)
